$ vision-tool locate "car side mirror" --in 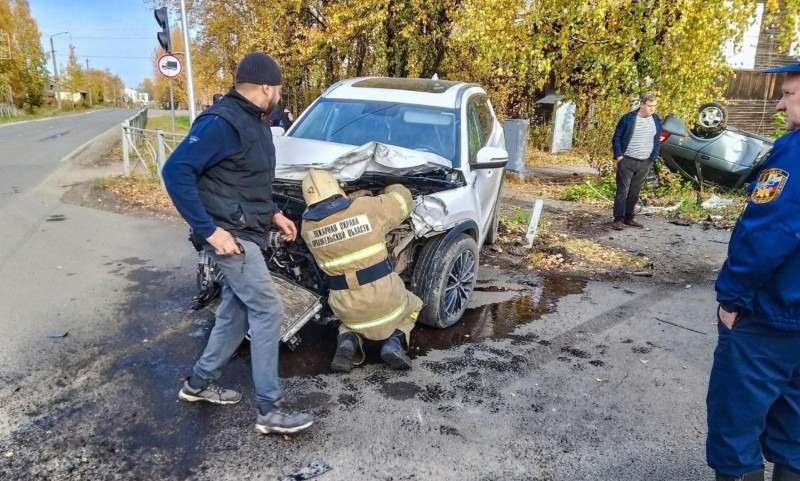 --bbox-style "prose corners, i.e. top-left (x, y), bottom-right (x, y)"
top-left (473, 146), bottom-right (508, 170)
top-left (271, 126), bottom-right (286, 137)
